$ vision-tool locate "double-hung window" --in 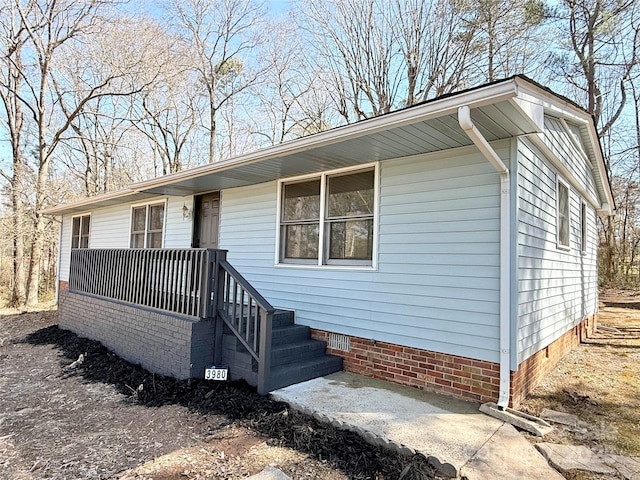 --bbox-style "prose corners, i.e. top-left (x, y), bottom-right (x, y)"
top-left (131, 202), bottom-right (165, 248)
top-left (557, 179), bottom-right (570, 249)
top-left (281, 179), bottom-right (321, 261)
top-left (279, 166), bottom-right (376, 267)
top-left (71, 214), bottom-right (90, 249)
